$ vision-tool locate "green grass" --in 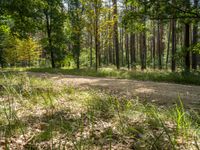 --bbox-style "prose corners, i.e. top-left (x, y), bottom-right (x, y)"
top-left (24, 67), bottom-right (200, 85)
top-left (0, 72), bottom-right (199, 149)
